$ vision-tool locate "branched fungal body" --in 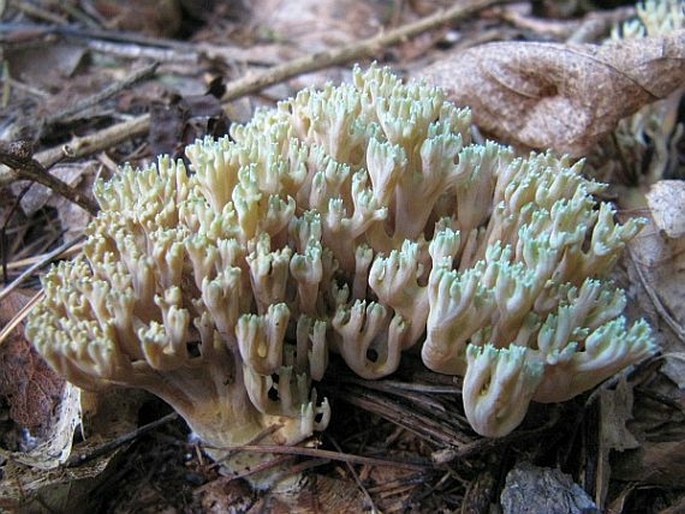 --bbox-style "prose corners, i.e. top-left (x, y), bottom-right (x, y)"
top-left (27, 65), bottom-right (655, 444)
